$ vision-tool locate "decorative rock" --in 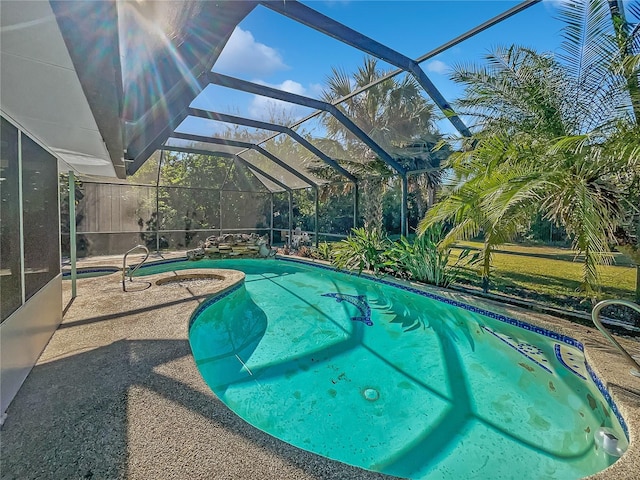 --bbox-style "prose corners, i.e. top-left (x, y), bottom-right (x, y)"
top-left (186, 248), bottom-right (205, 261)
top-left (188, 234), bottom-right (276, 260)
